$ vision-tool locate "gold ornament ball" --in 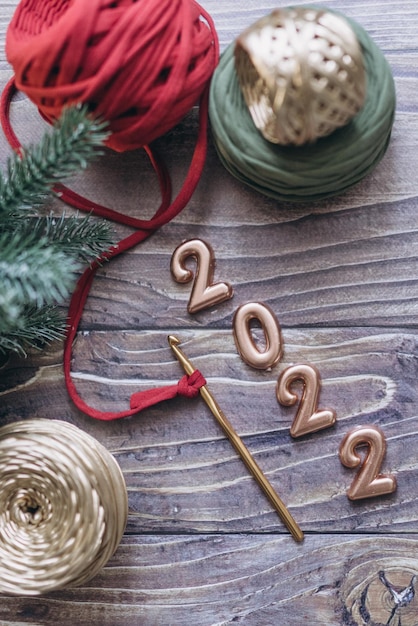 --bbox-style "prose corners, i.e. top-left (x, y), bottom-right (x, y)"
top-left (234, 7), bottom-right (367, 145)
